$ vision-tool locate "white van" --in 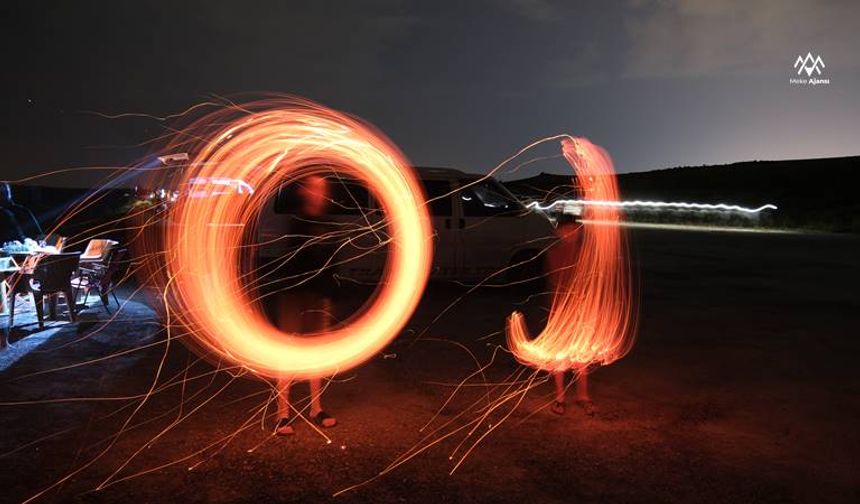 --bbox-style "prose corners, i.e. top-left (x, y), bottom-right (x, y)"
top-left (257, 167), bottom-right (556, 283)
